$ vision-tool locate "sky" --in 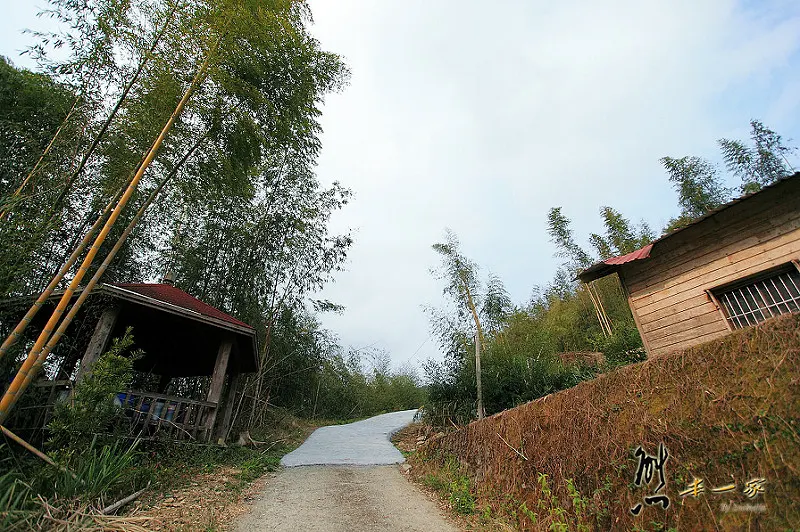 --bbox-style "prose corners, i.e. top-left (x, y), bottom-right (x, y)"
top-left (2, 0), bottom-right (800, 372)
